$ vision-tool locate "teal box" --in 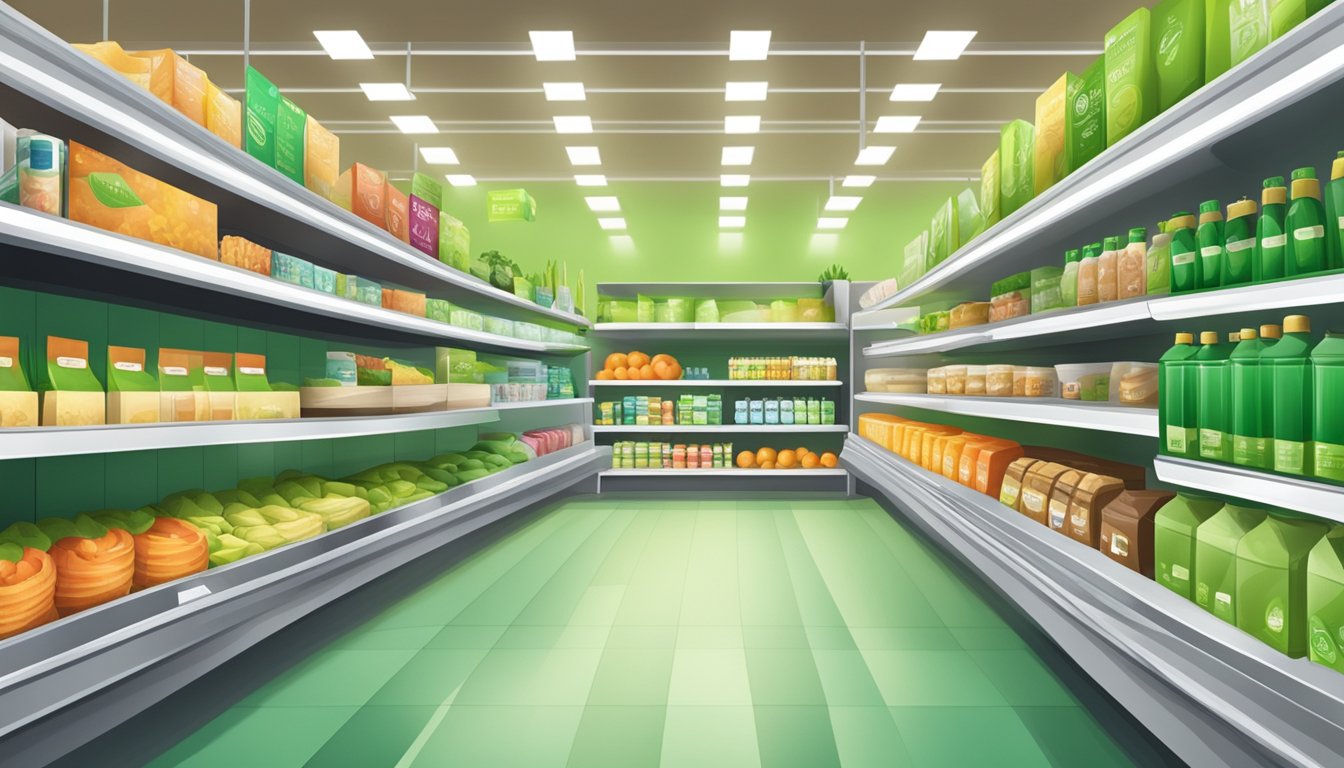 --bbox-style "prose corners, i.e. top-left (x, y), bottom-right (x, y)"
top-left (271, 252), bottom-right (314, 289)
top-left (312, 265), bottom-right (337, 294)
top-left (344, 275), bottom-right (382, 306)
